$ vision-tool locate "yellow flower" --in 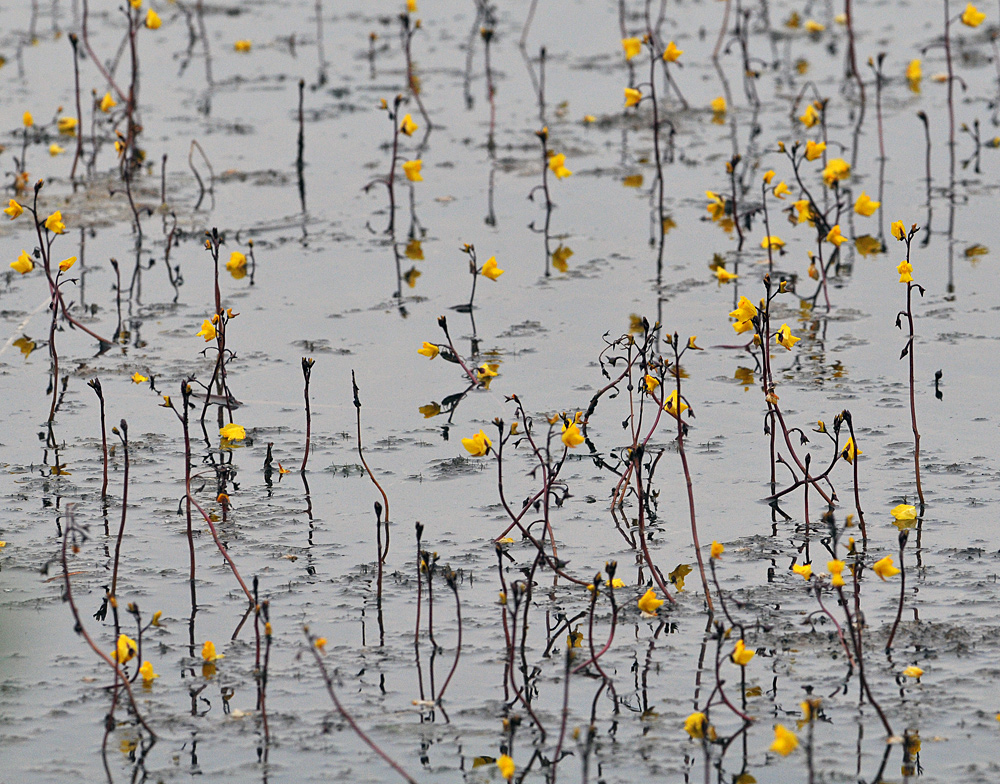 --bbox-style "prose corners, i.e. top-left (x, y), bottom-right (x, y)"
top-left (841, 436), bottom-right (860, 464)
top-left (793, 199), bottom-right (813, 224)
top-left (139, 661), bottom-right (159, 684)
top-left (57, 116), bottom-right (78, 135)
top-left (605, 577), bottom-right (626, 588)
top-left (706, 191), bottom-right (727, 221)
top-left (399, 113), bottom-right (418, 136)
top-left (761, 235), bottom-right (785, 250)
top-left (220, 423), bottom-right (246, 441)
top-left (715, 267), bottom-right (738, 283)
top-left (773, 180), bottom-right (791, 199)
top-left (624, 87), bottom-right (642, 107)
top-left (710, 96), bottom-right (727, 113)
top-left (770, 724), bottom-right (798, 756)
top-left (113, 634), bottom-right (138, 663)
top-left (800, 103), bottom-right (820, 127)
top-left (902, 665), bottom-right (924, 678)
top-left (223, 251), bottom-right (246, 272)
top-left (663, 390), bottom-right (688, 417)
top-left (822, 158), bottom-right (850, 186)
top-left (552, 244), bottom-right (573, 272)
top-left (854, 192), bottom-right (880, 217)
top-left (622, 37), bottom-right (642, 60)
top-left (4, 199), bottom-right (23, 219)
top-left (131, 372), bottom-right (148, 384)
top-left (872, 555), bottom-right (901, 581)
top-left (234, 40), bottom-right (252, 52)
top-left (891, 220), bottom-right (907, 241)
top-left (583, 114), bottom-right (596, 123)
top-left (729, 295), bottom-right (758, 333)
top-left (99, 92), bottom-right (117, 113)
top-left (711, 541), bottom-right (724, 559)
top-left (49, 143), bottom-right (65, 156)
top-left (196, 319), bottom-right (217, 342)
top-left (11, 250), bottom-right (33, 274)
top-left (684, 711), bottom-right (707, 738)
top-left (402, 159), bottom-right (423, 182)
top-left (731, 639), bottom-right (755, 666)
top-left (906, 59), bottom-right (922, 82)
top-left (407, 0), bottom-right (417, 12)
top-left (891, 504), bottom-right (917, 521)
top-left (828, 559), bottom-right (846, 588)
top-left (476, 363), bottom-right (498, 379)
top-left (897, 260), bottom-right (914, 283)
top-left (644, 374), bottom-right (660, 392)
top-left (23, 111), bottom-right (34, 127)
top-left (638, 588), bottom-right (664, 615)
top-left (825, 224), bottom-right (847, 246)
top-left (792, 563), bottom-right (812, 580)
top-left (418, 402), bottom-right (441, 418)
top-left (562, 421), bottom-right (584, 448)
top-left (45, 210), bottom-right (66, 234)
top-left (145, 8), bottom-right (161, 28)
top-left (567, 628), bottom-right (583, 647)
top-left (497, 755), bottom-right (515, 781)
top-left (662, 41), bottom-right (683, 62)
top-left (59, 256), bottom-right (76, 272)
top-left (151, 610), bottom-right (163, 627)
top-left (548, 153), bottom-right (572, 179)
top-left (461, 429), bottom-right (492, 457)
top-left (763, 170), bottom-right (776, 185)
top-left (961, 3), bottom-right (986, 26)
top-left (478, 256), bottom-right (504, 281)
top-left (804, 139), bottom-right (826, 161)
top-left (804, 19), bottom-right (825, 32)
top-left (775, 323), bottom-right (800, 350)
top-left (129, 0), bottom-right (140, 7)
top-left (202, 640), bottom-right (225, 661)
top-left (418, 341), bottom-right (440, 359)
